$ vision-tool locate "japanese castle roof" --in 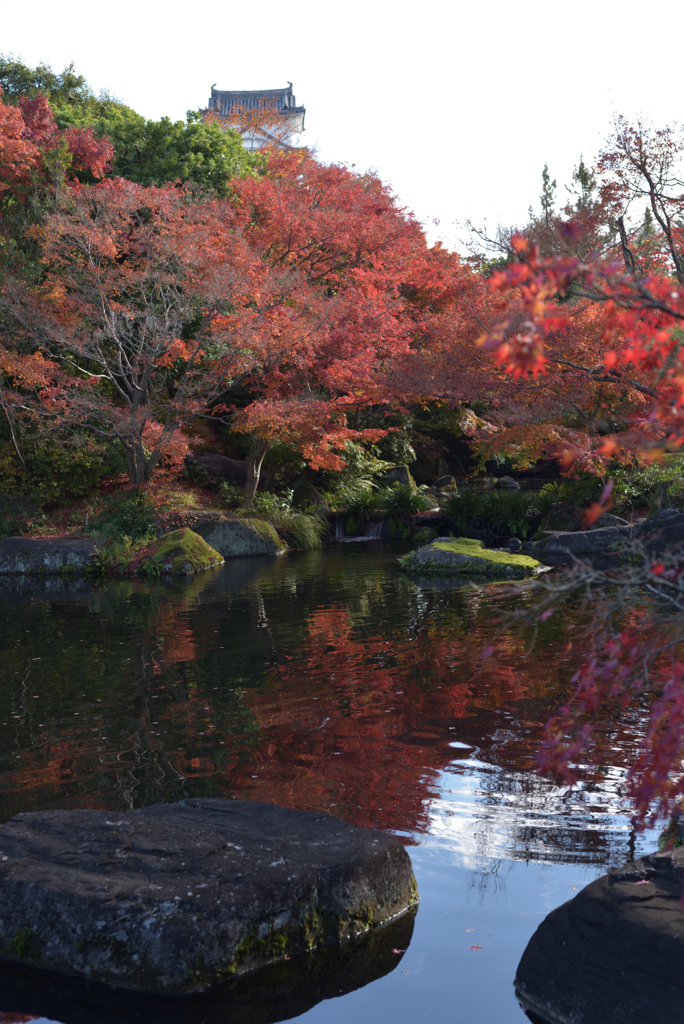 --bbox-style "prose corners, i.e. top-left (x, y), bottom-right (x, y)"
top-left (207, 84), bottom-right (305, 121)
